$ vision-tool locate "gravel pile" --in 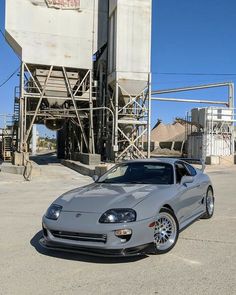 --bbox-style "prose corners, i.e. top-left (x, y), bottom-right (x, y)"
top-left (150, 122), bottom-right (186, 142)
